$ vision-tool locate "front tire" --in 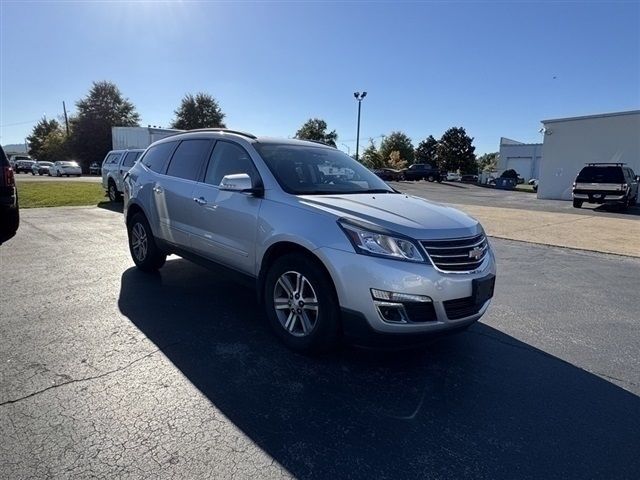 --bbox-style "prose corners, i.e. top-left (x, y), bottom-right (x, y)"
top-left (573, 199), bottom-right (583, 209)
top-left (127, 213), bottom-right (166, 272)
top-left (427, 175), bottom-right (435, 182)
top-left (264, 253), bottom-right (340, 354)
